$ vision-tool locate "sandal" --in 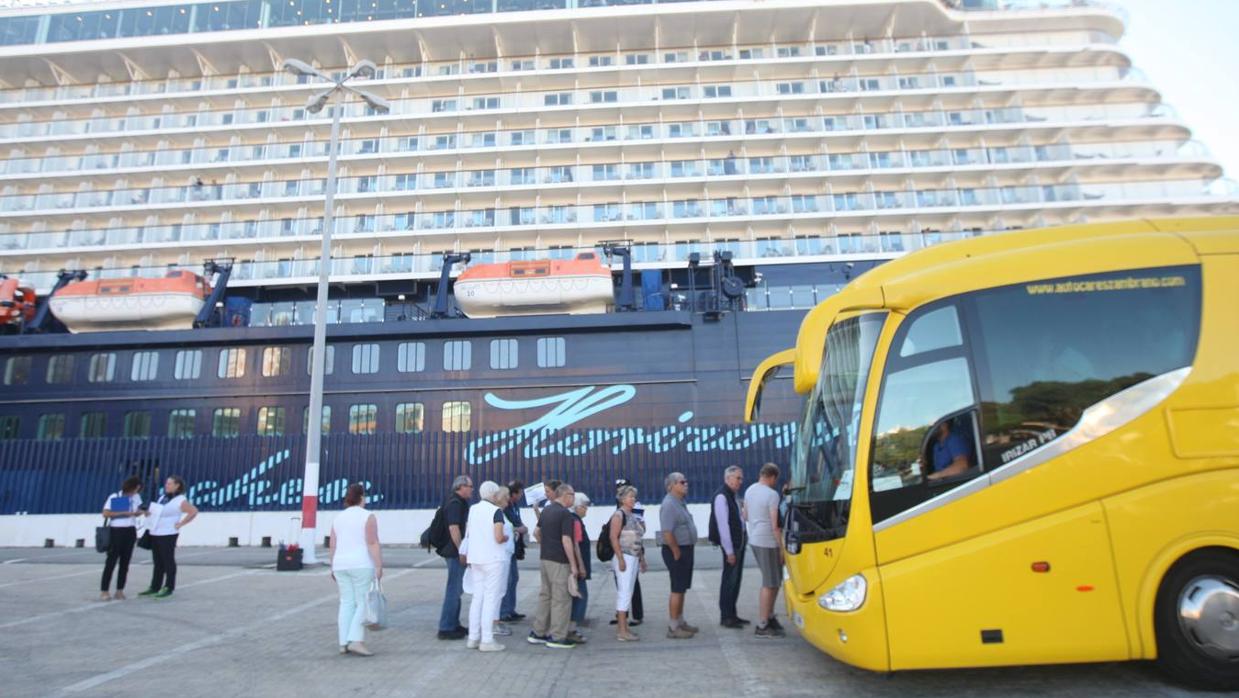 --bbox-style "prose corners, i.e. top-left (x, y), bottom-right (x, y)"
top-left (617, 632), bottom-right (640, 642)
